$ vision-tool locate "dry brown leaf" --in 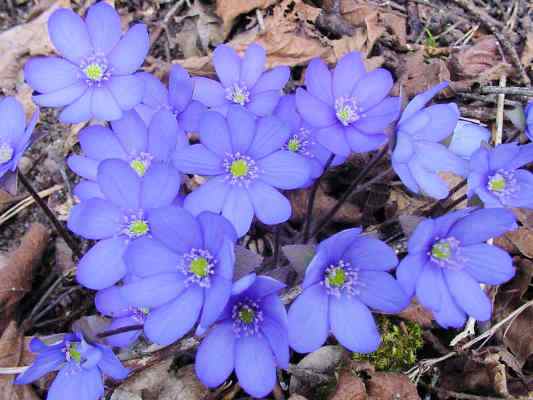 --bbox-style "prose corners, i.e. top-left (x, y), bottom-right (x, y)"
top-left (398, 302), bottom-right (433, 328)
top-left (366, 372), bottom-right (420, 400)
top-left (0, 0), bottom-right (71, 91)
top-left (505, 227), bottom-right (533, 259)
top-left (0, 321), bottom-right (39, 400)
top-left (0, 224), bottom-right (49, 332)
top-left (215, 0), bottom-right (279, 38)
top-left (330, 371), bottom-right (367, 400)
top-left (520, 30), bottom-right (533, 72)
